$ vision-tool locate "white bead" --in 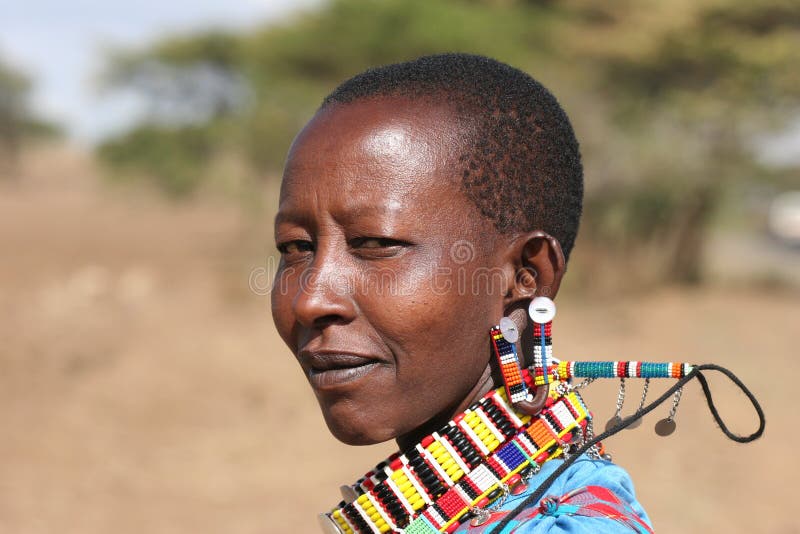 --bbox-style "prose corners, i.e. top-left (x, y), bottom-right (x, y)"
top-left (499, 316), bottom-right (519, 343)
top-left (528, 296), bottom-right (556, 324)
